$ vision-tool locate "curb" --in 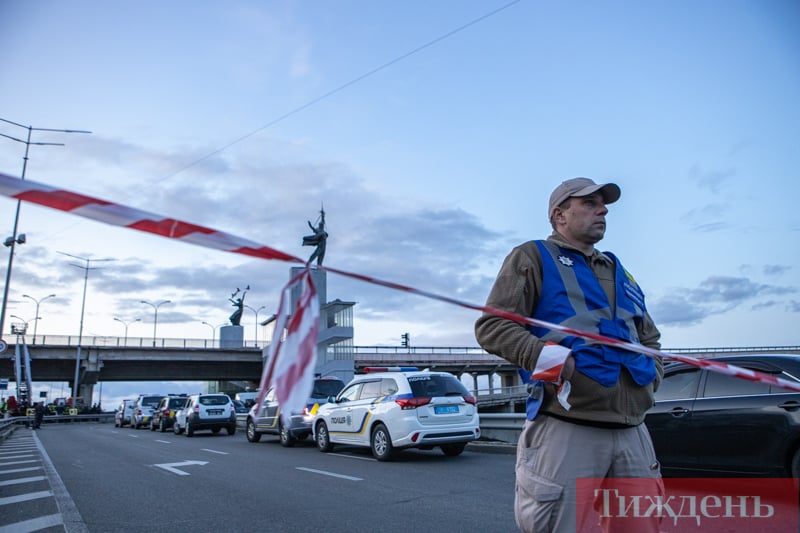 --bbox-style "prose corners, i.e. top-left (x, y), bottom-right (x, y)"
top-left (466, 440), bottom-right (517, 455)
